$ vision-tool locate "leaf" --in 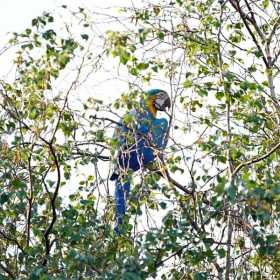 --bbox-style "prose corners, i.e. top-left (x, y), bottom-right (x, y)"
top-left (262, 0), bottom-right (269, 8)
top-left (123, 114), bottom-right (134, 125)
top-left (58, 53), bottom-right (70, 69)
top-left (120, 50), bottom-right (130, 65)
top-left (137, 62), bottom-right (149, 70)
top-left (130, 67), bottom-right (139, 76)
top-left (25, 29), bottom-right (32, 35)
top-left (194, 272), bottom-right (207, 280)
top-left (42, 29), bottom-right (56, 40)
top-left (227, 184), bottom-right (237, 202)
top-left (157, 31), bottom-right (165, 40)
top-left (183, 79), bottom-right (192, 88)
top-left (81, 34), bottom-right (89, 40)
top-left (96, 130), bottom-right (105, 141)
top-left (198, 89), bottom-right (208, 97)
top-left (29, 108), bottom-right (39, 120)
top-left (159, 202), bottom-right (167, 209)
top-left (12, 179), bottom-right (27, 189)
top-left (0, 193), bottom-right (9, 204)
top-left (254, 50), bottom-right (263, 58)
top-left (218, 248), bottom-right (226, 258)
top-left (32, 18), bottom-right (38, 27)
